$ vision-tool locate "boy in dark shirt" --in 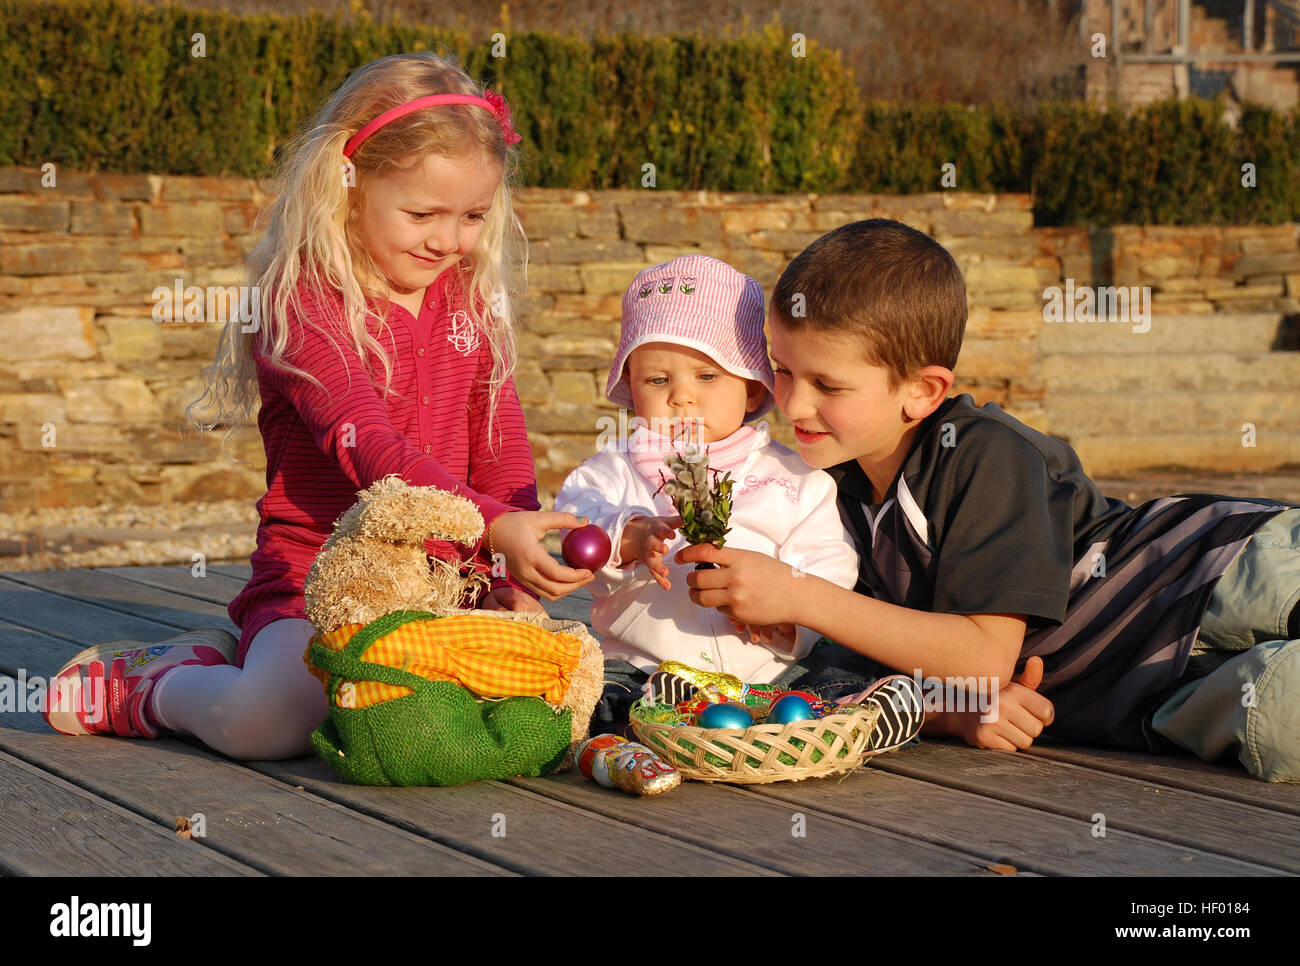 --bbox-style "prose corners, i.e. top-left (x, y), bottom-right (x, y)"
top-left (678, 219), bottom-right (1300, 782)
